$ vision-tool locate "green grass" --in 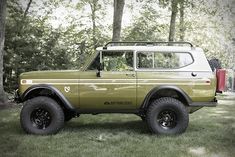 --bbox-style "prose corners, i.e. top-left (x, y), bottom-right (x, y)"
top-left (0, 100), bottom-right (235, 157)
